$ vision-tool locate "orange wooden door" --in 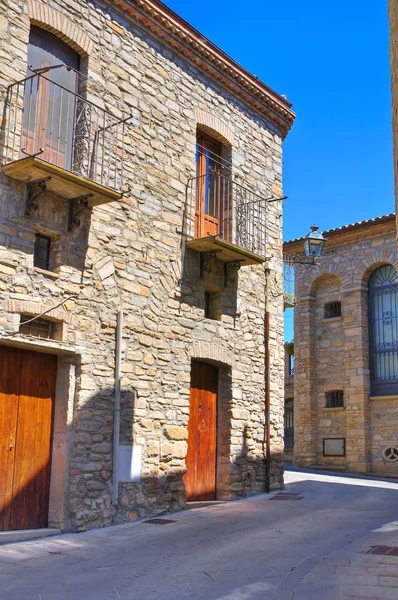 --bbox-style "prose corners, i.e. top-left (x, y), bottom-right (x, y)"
top-left (195, 134), bottom-right (222, 239)
top-left (184, 361), bottom-right (218, 501)
top-left (0, 348), bottom-right (57, 531)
